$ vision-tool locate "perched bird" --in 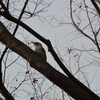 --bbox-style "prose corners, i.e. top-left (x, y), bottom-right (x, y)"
top-left (32, 42), bottom-right (47, 60)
